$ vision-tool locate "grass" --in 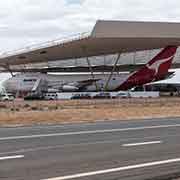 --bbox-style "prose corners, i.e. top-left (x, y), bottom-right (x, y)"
top-left (0, 98), bottom-right (180, 126)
